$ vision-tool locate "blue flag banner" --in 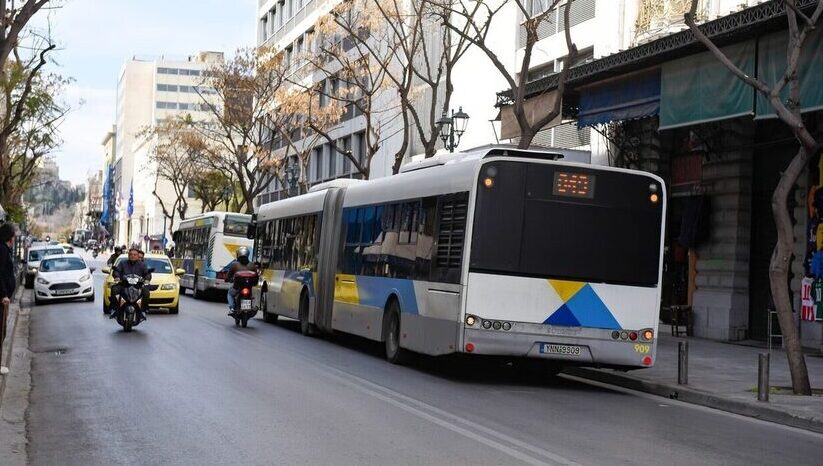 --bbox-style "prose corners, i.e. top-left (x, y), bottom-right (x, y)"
top-left (99, 165), bottom-right (111, 226)
top-left (127, 183), bottom-right (134, 219)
